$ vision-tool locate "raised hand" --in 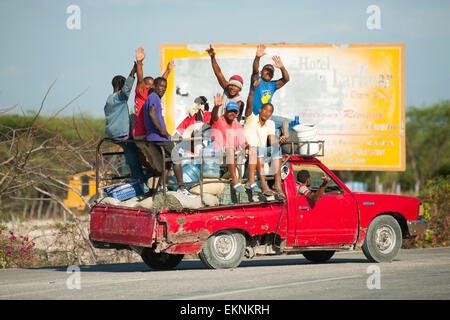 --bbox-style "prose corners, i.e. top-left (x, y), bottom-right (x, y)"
top-left (206, 44), bottom-right (215, 58)
top-left (136, 47), bottom-right (146, 63)
top-left (272, 56), bottom-right (284, 69)
top-left (256, 44), bottom-right (266, 58)
top-left (272, 55), bottom-right (284, 69)
top-left (167, 59), bottom-right (175, 72)
top-left (321, 175), bottom-right (331, 184)
top-left (213, 93), bottom-right (223, 107)
top-left (130, 61), bottom-right (137, 76)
